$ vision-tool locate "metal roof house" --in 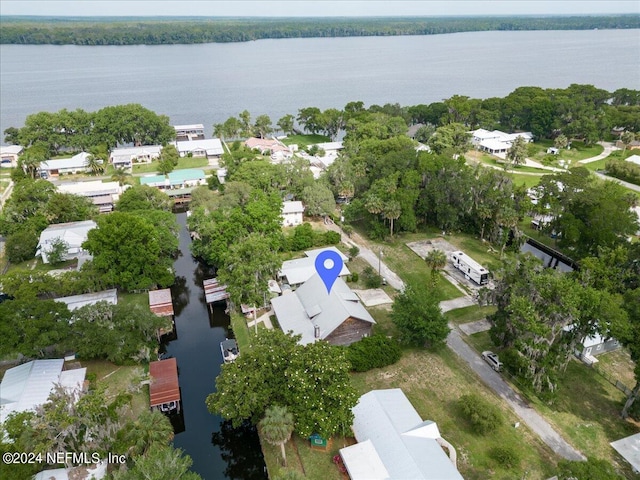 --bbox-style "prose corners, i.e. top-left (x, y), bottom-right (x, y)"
top-left (173, 138), bottom-right (224, 159)
top-left (611, 432), bottom-right (640, 473)
top-left (339, 389), bottom-right (463, 480)
top-left (271, 274), bottom-right (374, 346)
top-left (149, 289), bottom-right (174, 317)
top-left (174, 124), bottom-right (205, 141)
top-left (39, 152), bottom-right (95, 176)
top-left (0, 359), bottom-right (86, 425)
top-left (54, 289), bottom-right (118, 311)
top-left (57, 181), bottom-right (126, 213)
top-left (109, 145), bottom-right (162, 171)
top-left (279, 247), bottom-right (350, 287)
top-left (36, 220), bottom-right (97, 264)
